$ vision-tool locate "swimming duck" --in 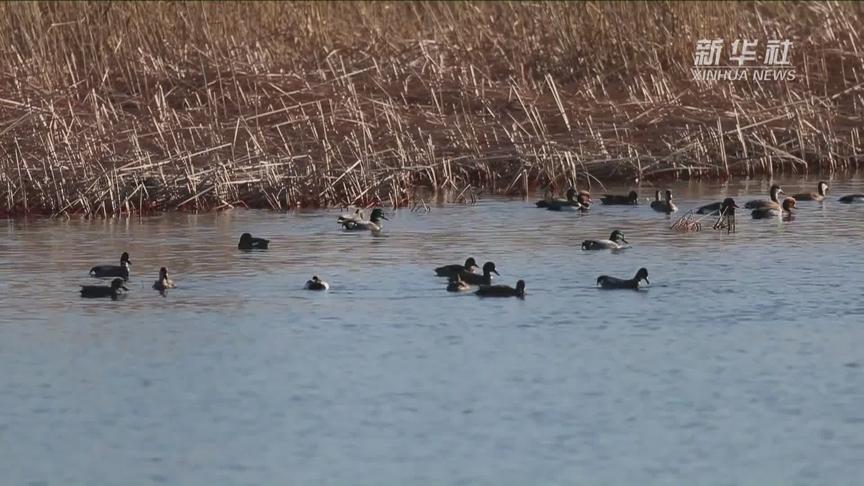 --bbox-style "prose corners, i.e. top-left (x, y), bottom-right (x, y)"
top-left (238, 233), bottom-right (269, 250)
top-left (650, 190), bottom-right (677, 213)
top-left (304, 275), bottom-right (330, 290)
top-left (744, 184), bottom-right (784, 209)
top-left (90, 252), bottom-right (131, 281)
top-left (340, 208), bottom-right (388, 233)
top-left (152, 267), bottom-right (176, 292)
top-left (838, 194), bottom-right (864, 203)
top-left (475, 280), bottom-right (526, 298)
top-left (596, 268), bottom-right (649, 290)
top-left (581, 230), bottom-right (629, 250)
top-left (719, 197), bottom-right (739, 213)
top-left (600, 190), bottom-right (639, 205)
top-left (80, 278), bottom-right (128, 300)
top-left (451, 261), bottom-right (499, 286)
top-left (537, 188), bottom-right (591, 210)
top-left (543, 188), bottom-right (590, 211)
top-left (792, 181), bottom-right (829, 202)
top-left (337, 208), bottom-right (365, 225)
top-left (751, 197), bottom-right (796, 219)
top-left (446, 274), bottom-right (472, 292)
top-left (712, 198), bottom-right (739, 233)
top-left (698, 197), bottom-right (742, 215)
top-left (434, 257), bottom-right (479, 278)
top-left (535, 188), bottom-right (569, 208)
